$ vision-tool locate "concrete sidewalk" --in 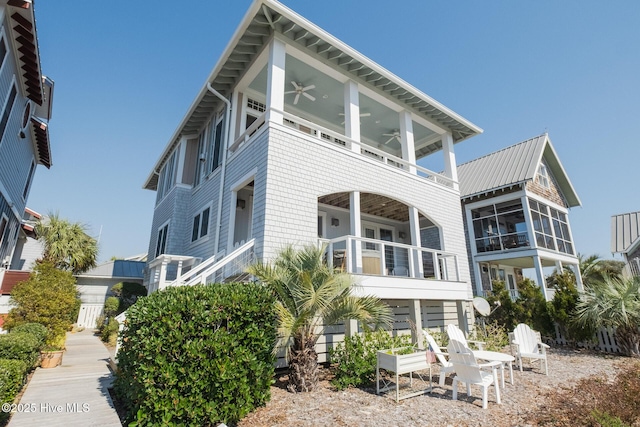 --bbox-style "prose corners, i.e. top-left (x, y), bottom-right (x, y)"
top-left (9, 329), bottom-right (122, 427)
